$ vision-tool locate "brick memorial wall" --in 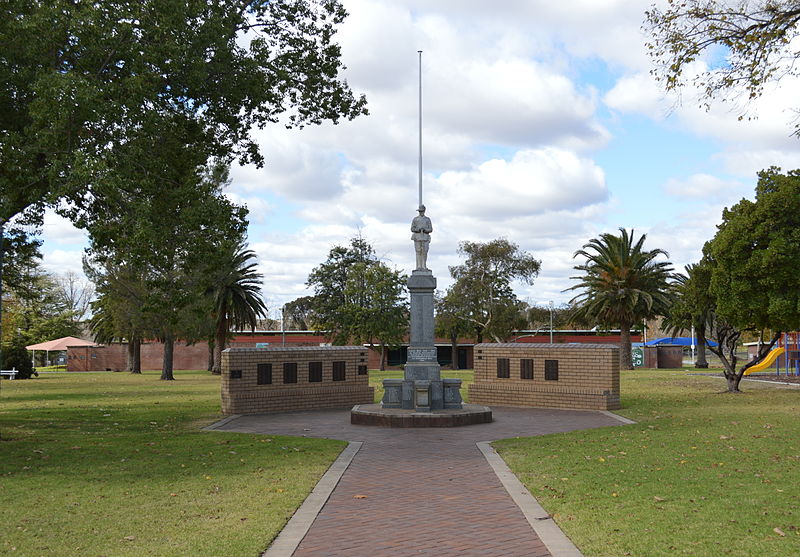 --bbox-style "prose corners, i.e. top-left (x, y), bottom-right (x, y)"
top-left (221, 346), bottom-right (375, 415)
top-left (468, 343), bottom-right (620, 411)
